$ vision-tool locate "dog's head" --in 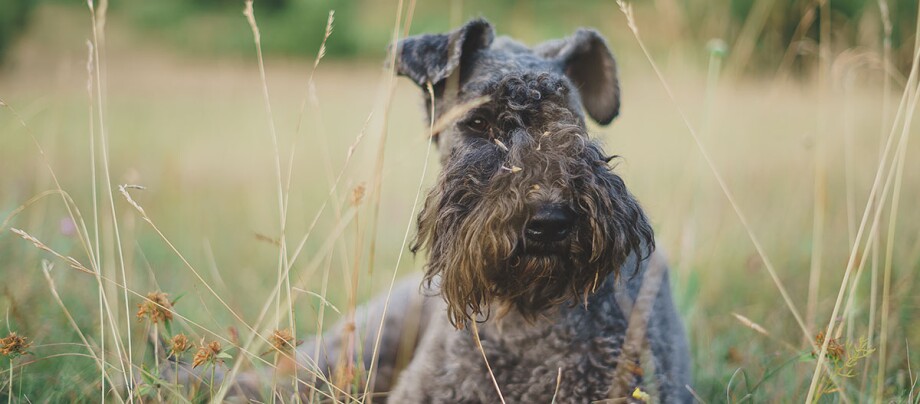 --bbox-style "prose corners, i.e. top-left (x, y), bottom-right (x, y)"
top-left (399, 19), bottom-right (653, 327)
